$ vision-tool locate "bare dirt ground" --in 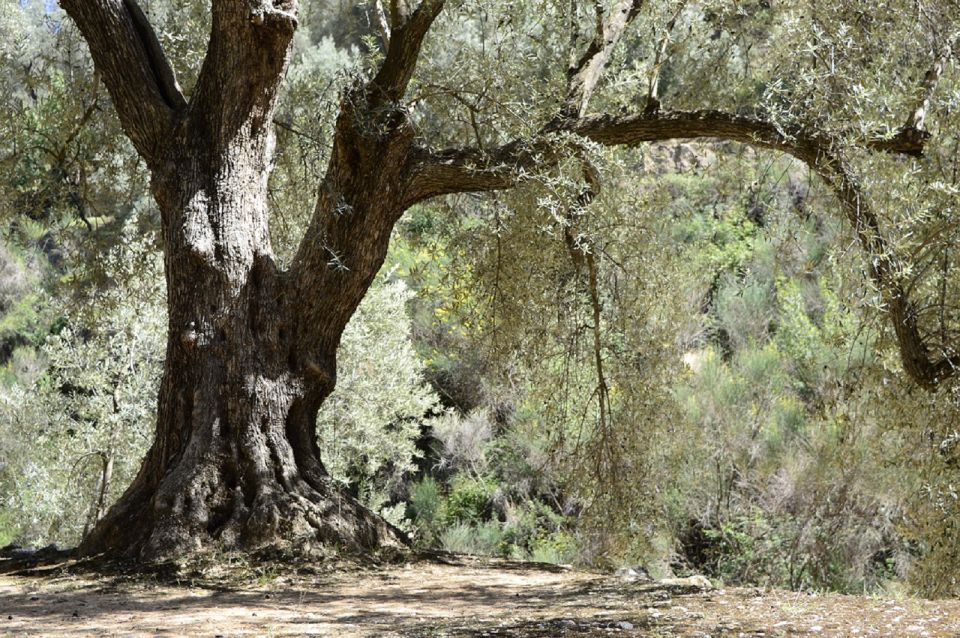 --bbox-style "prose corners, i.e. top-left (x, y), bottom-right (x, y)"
top-left (1, 554), bottom-right (959, 637)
